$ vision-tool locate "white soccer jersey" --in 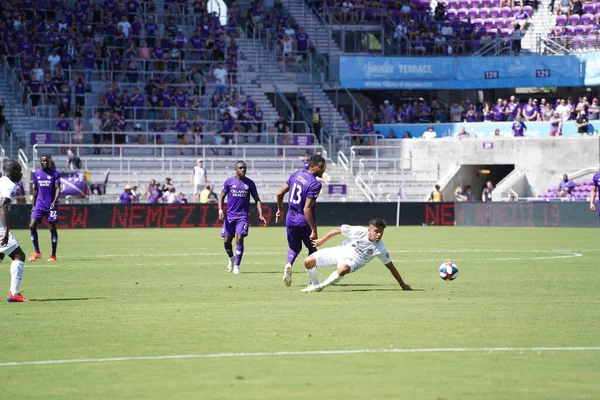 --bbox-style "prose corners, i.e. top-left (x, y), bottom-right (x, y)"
top-left (0, 176), bottom-right (17, 231)
top-left (338, 224), bottom-right (391, 266)
top-left (193, 166), bottom-right (207, 185)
